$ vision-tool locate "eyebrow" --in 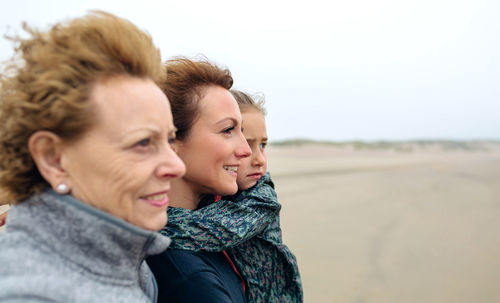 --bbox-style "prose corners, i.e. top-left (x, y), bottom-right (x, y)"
top-left (122, 125), bottom-right (178, 139)
top-left (246, 137), bottom-right (268, 142)
top-left (215, 117), bottom-right (238, 126)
